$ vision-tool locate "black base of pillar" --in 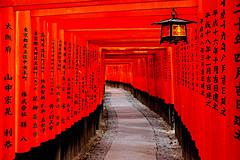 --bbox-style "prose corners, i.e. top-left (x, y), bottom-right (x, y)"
top-left (15, 104), bottom-right (103, 160)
